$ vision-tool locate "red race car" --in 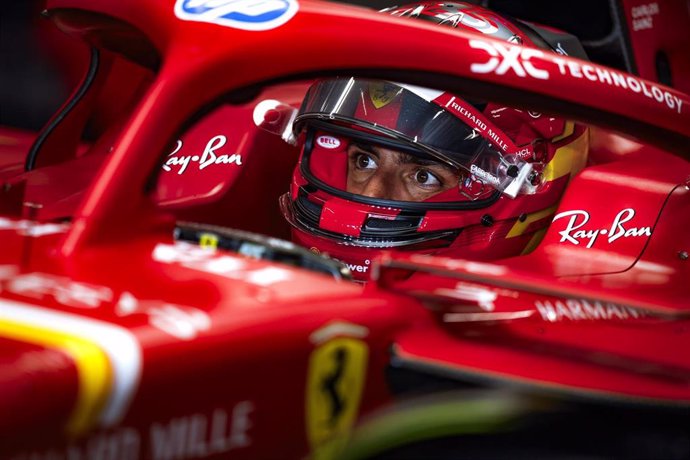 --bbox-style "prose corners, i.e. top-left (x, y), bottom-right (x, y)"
top-left (0, 1), bottom-right (689, 459)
